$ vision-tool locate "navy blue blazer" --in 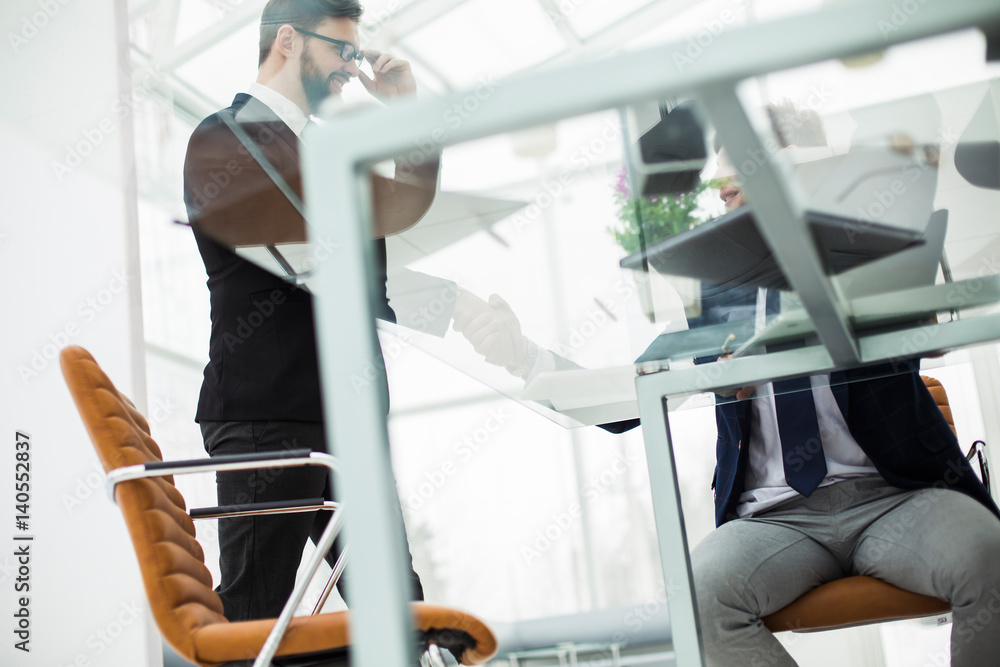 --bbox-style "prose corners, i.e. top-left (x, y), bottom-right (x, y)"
top-left (714, 358), bottom-right (1000, 526)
